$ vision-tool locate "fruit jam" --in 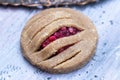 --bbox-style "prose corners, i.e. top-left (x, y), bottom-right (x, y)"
top-left (40, 27), bottom-right (81, 53)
